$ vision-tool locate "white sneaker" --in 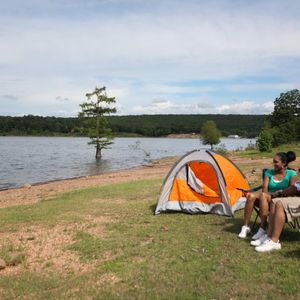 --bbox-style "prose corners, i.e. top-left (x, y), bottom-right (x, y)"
top-left (255, 239), bottom-right (281, 252)
top-left (252, 227), bottom-right (266, 240)
top-left (238, 225), bottom-right (251, 238)
top-left (250, 234), bottom-right (268, 246)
